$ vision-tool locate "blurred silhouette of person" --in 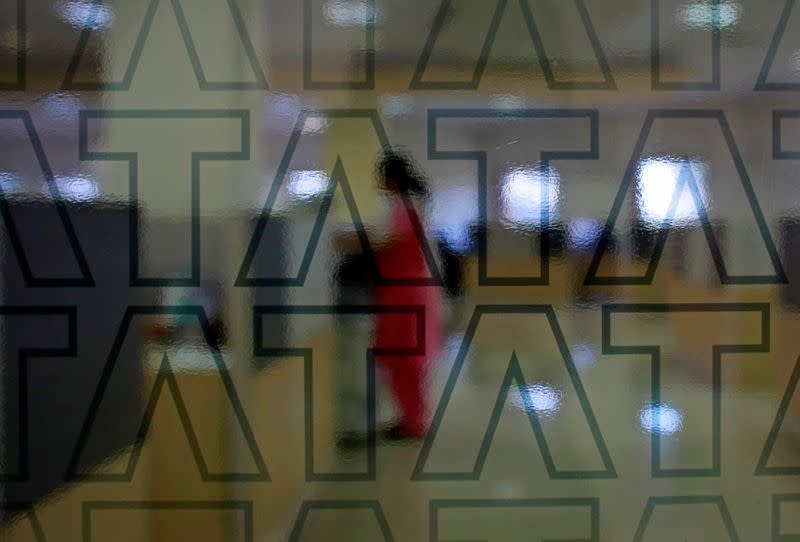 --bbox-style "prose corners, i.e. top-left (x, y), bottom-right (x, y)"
top-left (436, 233), bottom-right (469, 332)
top-left (337, 150), bottom-right (442, 441)
top-left (332, 251), bottom-right (375, 448)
